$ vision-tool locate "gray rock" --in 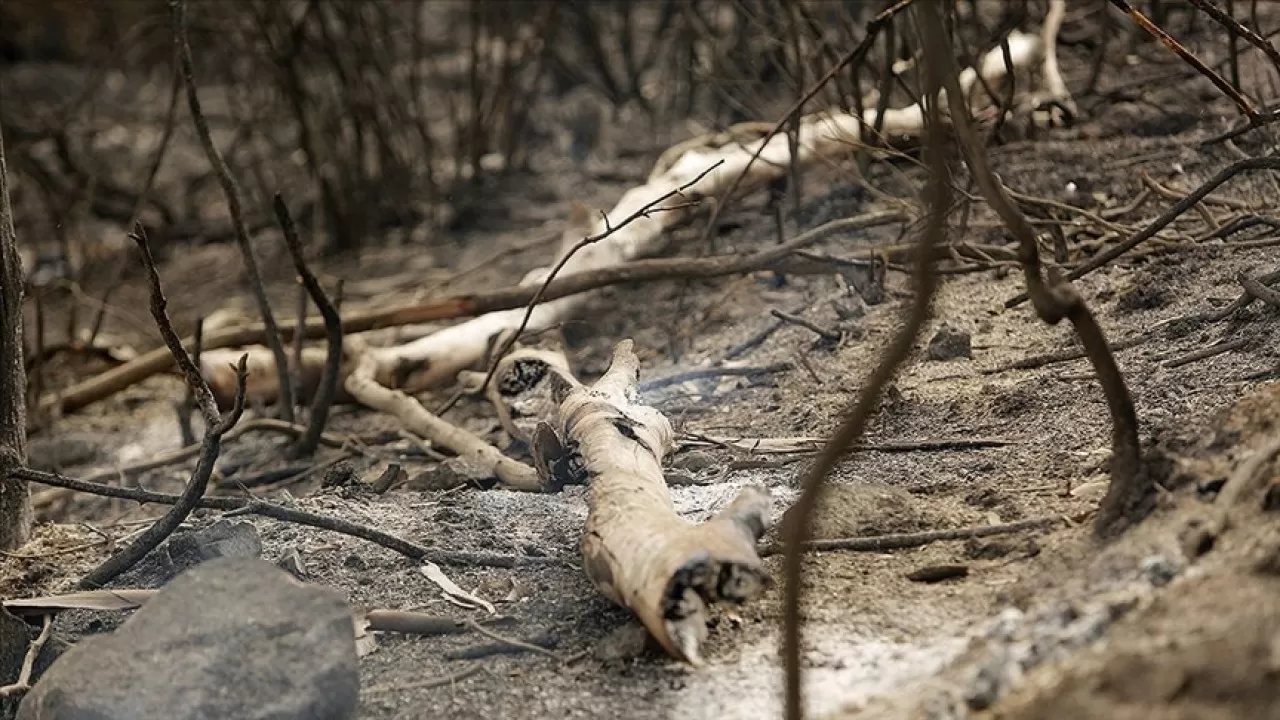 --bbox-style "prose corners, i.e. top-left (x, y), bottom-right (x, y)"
top-left (18, 557), bottom-right (358, 720)
top-left (593, 624), bottom-right (650, 662)
top-left (671, 450), bottom-right (717, 472)
top-left (926, 323), bottom-right (972, 361)
top-left (407, 457), bottom-right (495, 491)
top-left (121, 519), bottom-right (262, 588)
